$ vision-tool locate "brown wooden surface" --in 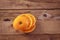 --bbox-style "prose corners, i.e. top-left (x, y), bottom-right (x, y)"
top-left (0, 0), bottom-right (60, 40)
top-left (0, 10), bottom-right (60, 34)
top-left (0, 0), bottom-right (60, 9)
